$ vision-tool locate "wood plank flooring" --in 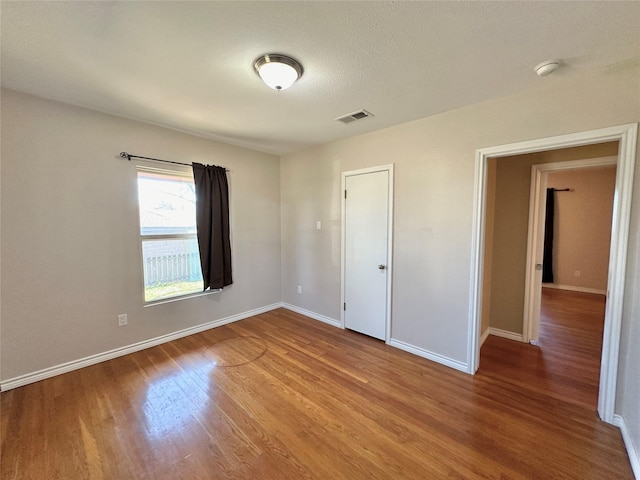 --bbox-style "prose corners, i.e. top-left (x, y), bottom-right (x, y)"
top-left (1, 293), bottom-right (633, 479)
top-left (481, 287), bottom-right (606, 412)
